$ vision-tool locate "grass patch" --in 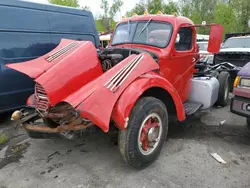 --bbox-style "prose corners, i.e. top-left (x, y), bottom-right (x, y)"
top-left (0, 134), bottom-right (9, 145)
top-left (11, 143), bottom-right (29, 153)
